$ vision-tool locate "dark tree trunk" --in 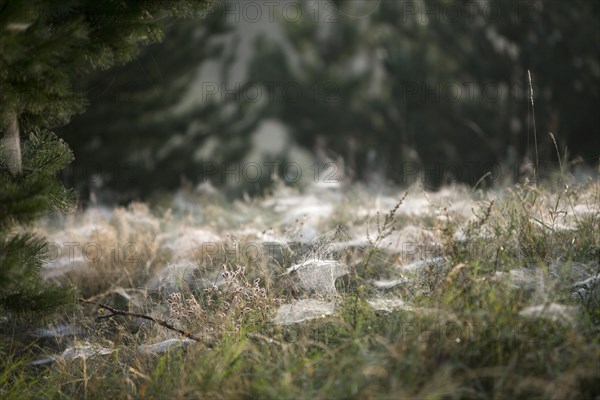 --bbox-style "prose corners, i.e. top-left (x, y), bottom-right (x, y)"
top-left (2, 112), bottom-right (22, 175)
